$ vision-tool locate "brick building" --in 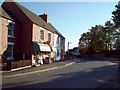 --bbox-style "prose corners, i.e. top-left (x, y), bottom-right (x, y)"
top-left (0, 7), bottom-right (15, 70)
top-left (0, 0), bottom-right (65, 70)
